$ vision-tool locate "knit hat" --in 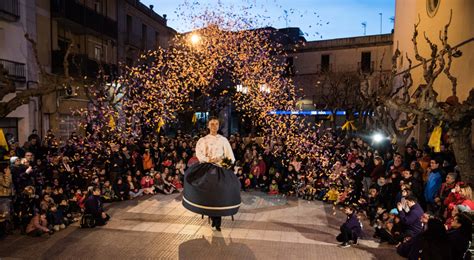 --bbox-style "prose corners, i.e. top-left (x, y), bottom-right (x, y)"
top-left (456, 204), bottom-right (471, 213)
top-left (9, 156), bottom-right (19, 165)
top-left (389, 208), bottom-right (399, 215)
